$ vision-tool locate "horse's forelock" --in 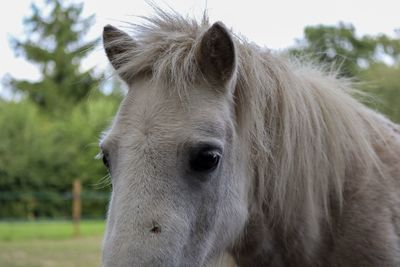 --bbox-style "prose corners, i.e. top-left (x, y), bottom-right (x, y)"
top-left (103, 9), bottom-right (209, 93)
